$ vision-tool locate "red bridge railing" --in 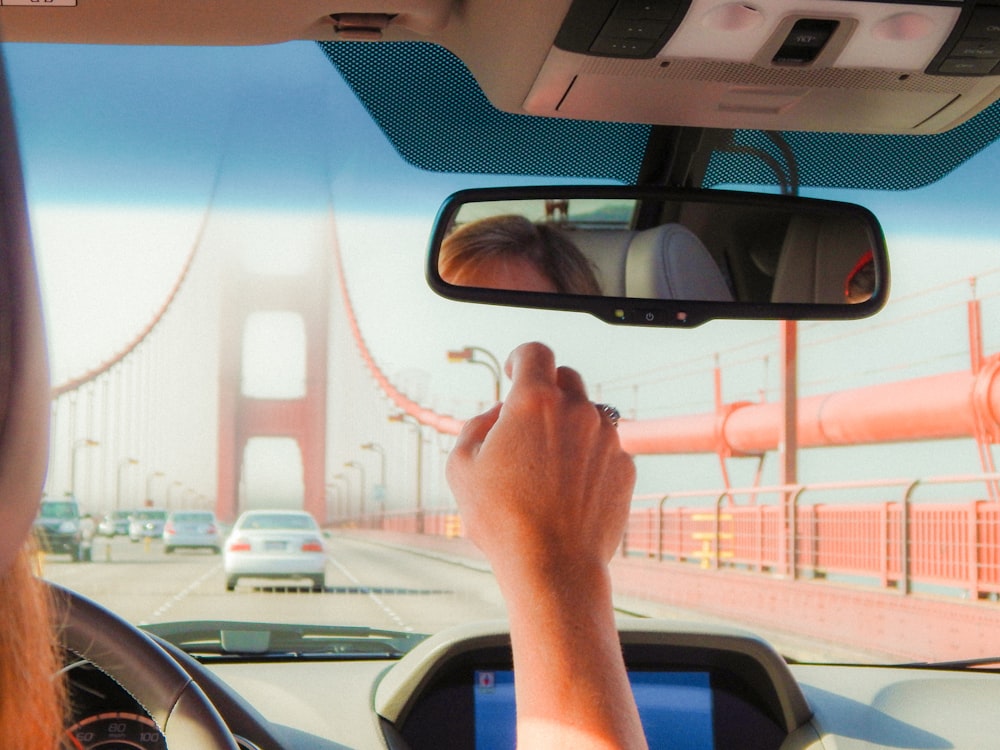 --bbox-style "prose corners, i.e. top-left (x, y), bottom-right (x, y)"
top-left (338, 471), bottom-right (1000, 601)
top-left (625, 472), bottom-right (1000, 599)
